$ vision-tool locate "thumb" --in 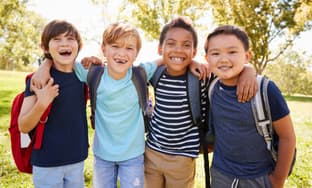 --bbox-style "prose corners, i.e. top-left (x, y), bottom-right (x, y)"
top-left (45, 77), bottom-right (54, 87)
